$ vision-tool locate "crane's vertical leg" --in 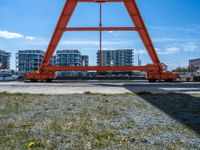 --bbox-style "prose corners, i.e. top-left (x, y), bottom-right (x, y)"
top-left (24, 0), bottom-right (78, 81)
top-left (123, 0), bottom-right (178, 81)
top-left (123, 0), bottom-right (161, 69)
